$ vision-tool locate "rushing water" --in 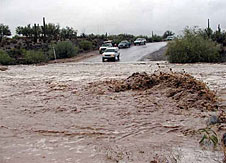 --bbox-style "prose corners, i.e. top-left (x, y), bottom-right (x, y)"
top-left (0, 62), bottom-right (225, 162)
